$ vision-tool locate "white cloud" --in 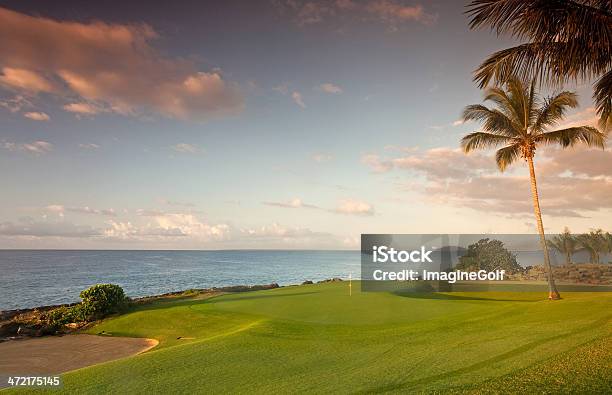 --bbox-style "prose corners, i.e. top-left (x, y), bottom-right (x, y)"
top-left (23, 111), bottom-right (49, 121)
top-left (292, 91), bottom-right (306, 108)
top-left (78, 143), bottom-right (100, 150)
top-left (63, 102), bottom-right (102, 115)
top-left (312, 153), bottom-right (333, 163)
top-left (45, 204), bottom-right (116, 217)
top-left (264, 198), bottom-right (320, 209)
top-left (318, 83), bottom-right (343, 94)
top-left (3, 140), bottom-right (53, 155)
top-left (171, 143), bottom-right (202, 154)
top-left (0, 219), bottom-right (100, 238)
top-left (272, 84), bottom-right (289, 95)
top-left (334, 199), bottom-right (375, 216)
